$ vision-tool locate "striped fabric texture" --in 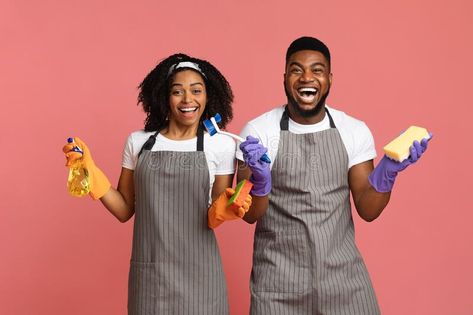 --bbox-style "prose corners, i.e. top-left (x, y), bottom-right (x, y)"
top-left (250, 113), bottom-right (380, 315)
top-left (128, 149), bottom-right (228, 315)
